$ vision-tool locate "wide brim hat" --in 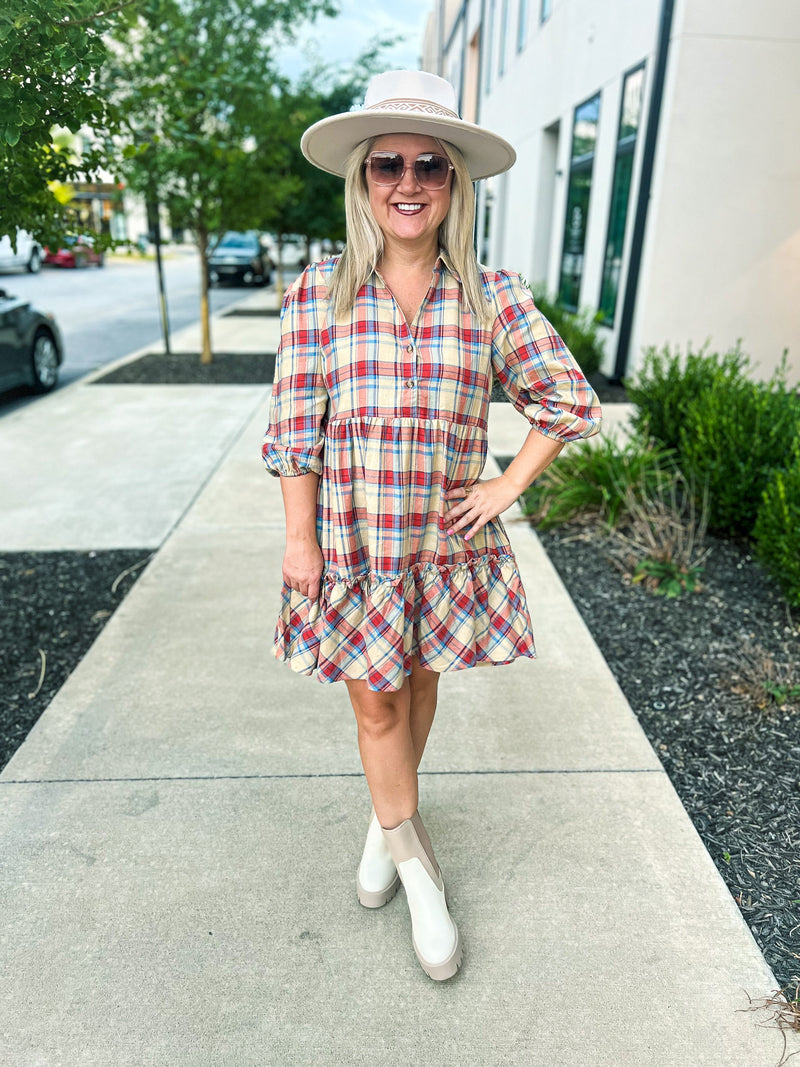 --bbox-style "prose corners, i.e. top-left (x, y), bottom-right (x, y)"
top-left (301, 70), bottom-right (516, 182)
